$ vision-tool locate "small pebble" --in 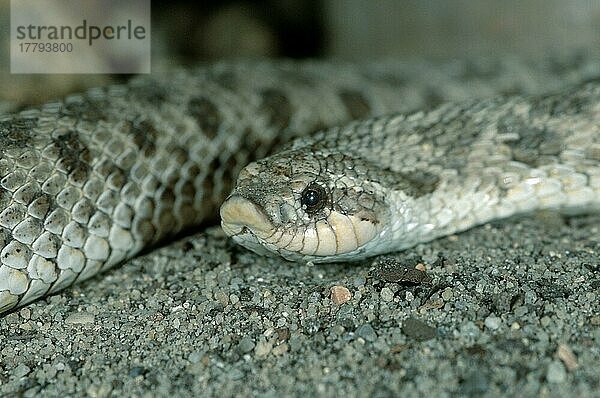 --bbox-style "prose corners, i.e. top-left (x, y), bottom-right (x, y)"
top-left (415, 263), bottom-right (426, 271)
top-left (402, 318), bottom-right (437, 341)
top-left (19, 308), bottom-right (31, 320)
top-left (65, 312), bottom-right (95, 325)
top-left (356, 324), bottom-right (378, 342)
top-left (353, 276), bottom-right (366, 288)
top-left (13, 364), bottom-right (30, 378)
top-left (254, 340), bottom-right (273, 357)
top-left (557, 344), bottom-right (579, 371)
top-left (380, 287), bottom-right (394, 302)
top-left (272, 343), bottom-right (288, 355)
top-left (330, 285), bottom-right (352, 305)
top-left (275, 327), bottom-right (290, 342)
top-left (19, 322), bottom-right (33, 331)
top-left (514, 306), bottom-right (528, 317)
top-left (441, 288), bottom-right (453, 301)
top-left (484, 315), bottom-right (501, 330)
top-left (188, 352), bottom-right (202, 364)
top-left (229, 369), bottom-right (245, 380)
top-left (215, 290), bottom-right (229, 306)
top-left (237, 337), bottom-right (255, 354)
top-left (546, 361), bottom-right (567, 383)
